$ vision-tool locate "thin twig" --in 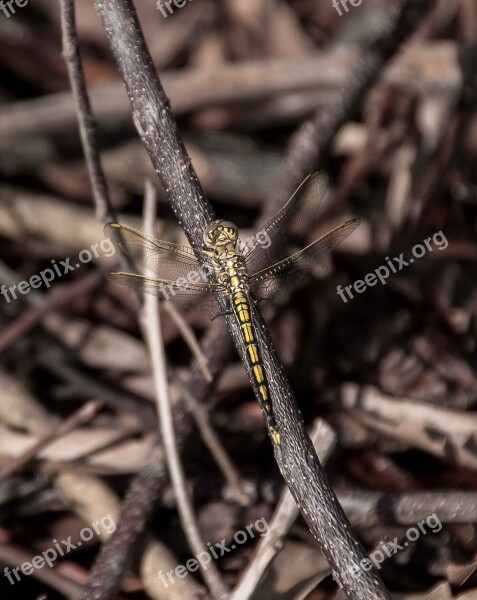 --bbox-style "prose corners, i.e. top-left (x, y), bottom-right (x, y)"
top-left (0, 542), bottom-right (84, 598)
top-left (60, 0), bottom-right (114, 223)
top-left (163, 301), bottom-right (213, 382)
top-left (38, 341), bottom-right (157, 426)
top-left (0, 271), bottom-right (102, 354)
top-left (0, 399), bottom-right (103, 480)
top-left (170, 369), bottom-right (251, 507)
top-left (141, 180), bottom-right (228, 599)
top-left (59, 5), bottom-right (209, 597)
